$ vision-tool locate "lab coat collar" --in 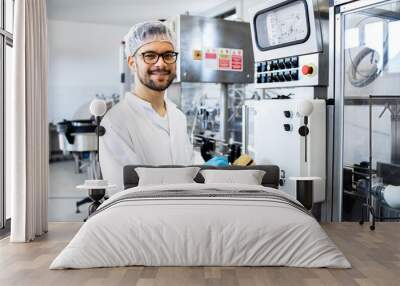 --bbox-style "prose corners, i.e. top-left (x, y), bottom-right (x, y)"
top-left (125, 92), bottom-right (176, 113)
top-left (124, 91), bottom-right (180, 163)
